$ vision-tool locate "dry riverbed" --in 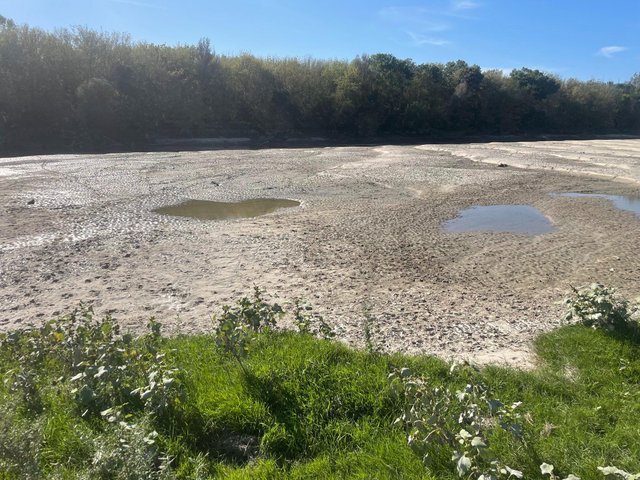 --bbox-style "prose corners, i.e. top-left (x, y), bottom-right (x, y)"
top-left (2, 139), bottom-right (640, 366)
